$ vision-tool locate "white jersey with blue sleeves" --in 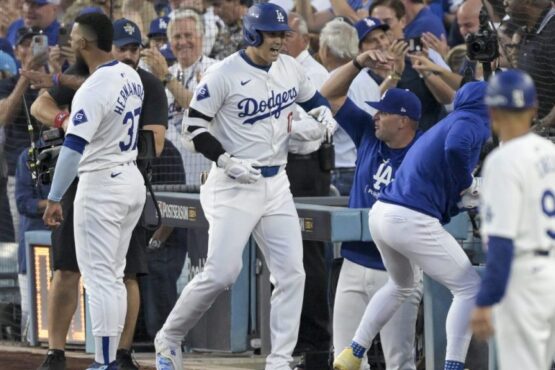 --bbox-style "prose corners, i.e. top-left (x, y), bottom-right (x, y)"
top-left (187, 51), bottom-right (316, 166)
top-left (67, 60), bottom-right (144, 173)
